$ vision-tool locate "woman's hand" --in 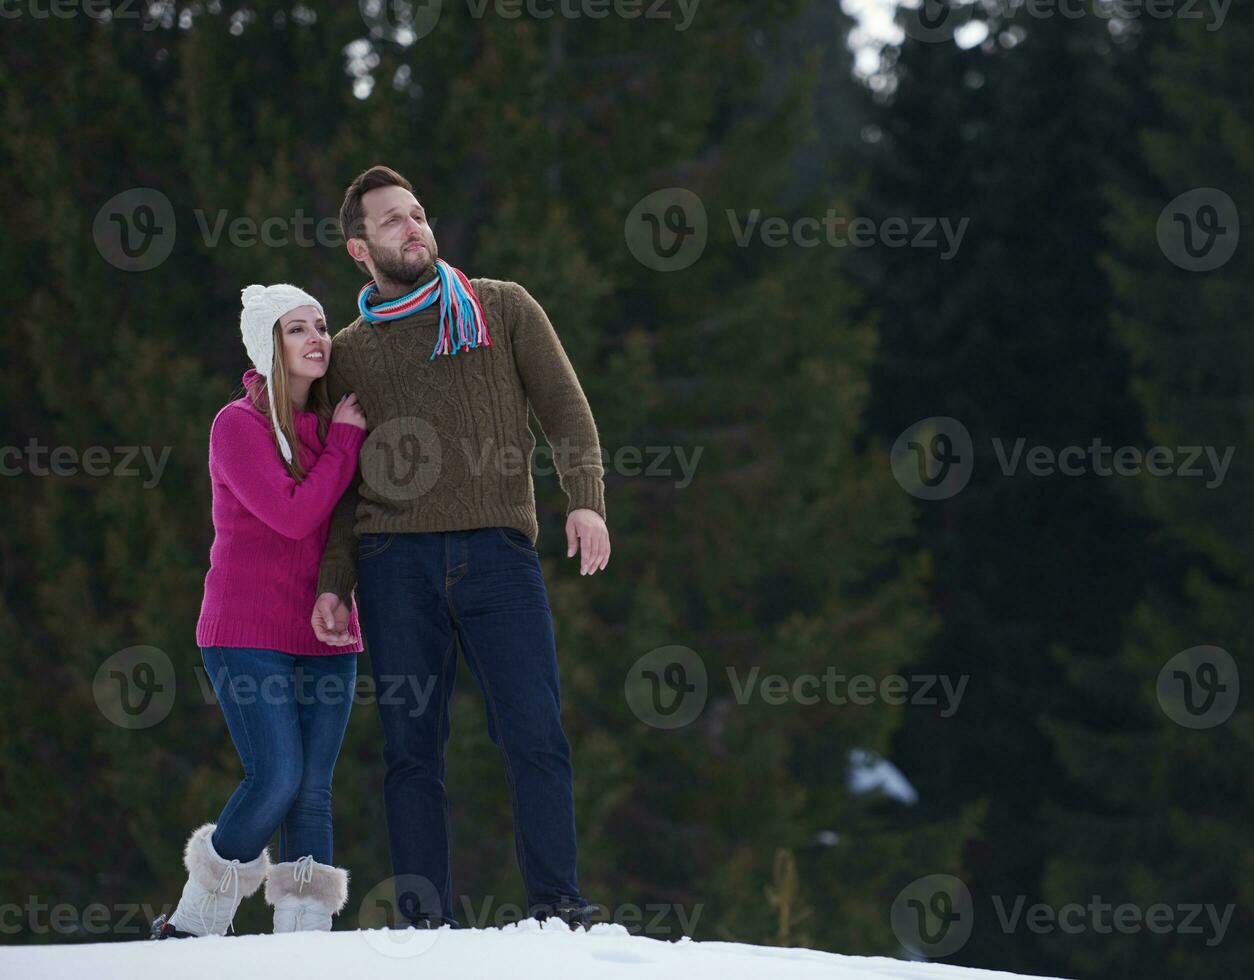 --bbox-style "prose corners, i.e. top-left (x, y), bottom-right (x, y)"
top-left (332, 393), bottom-right (367, 430)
